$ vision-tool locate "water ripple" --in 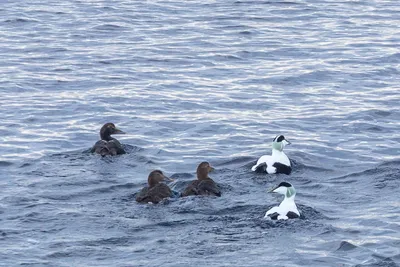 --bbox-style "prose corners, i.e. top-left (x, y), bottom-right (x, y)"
top-left (1, 0), bottom-right (400, 266)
